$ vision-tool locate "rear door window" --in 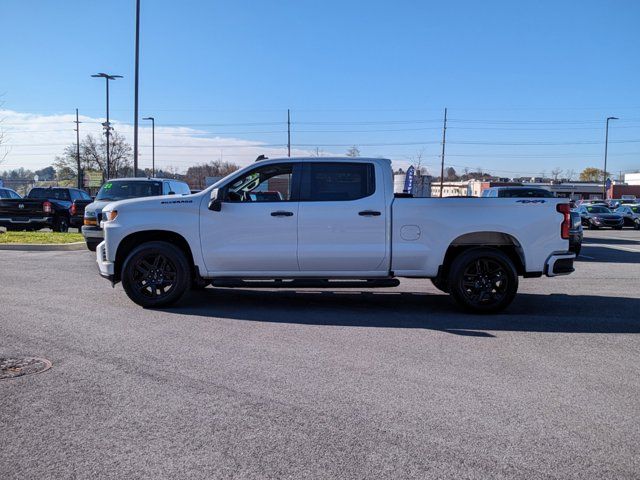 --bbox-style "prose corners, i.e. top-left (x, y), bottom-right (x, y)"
top-left (301, 163), bottom-right (375, 201)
